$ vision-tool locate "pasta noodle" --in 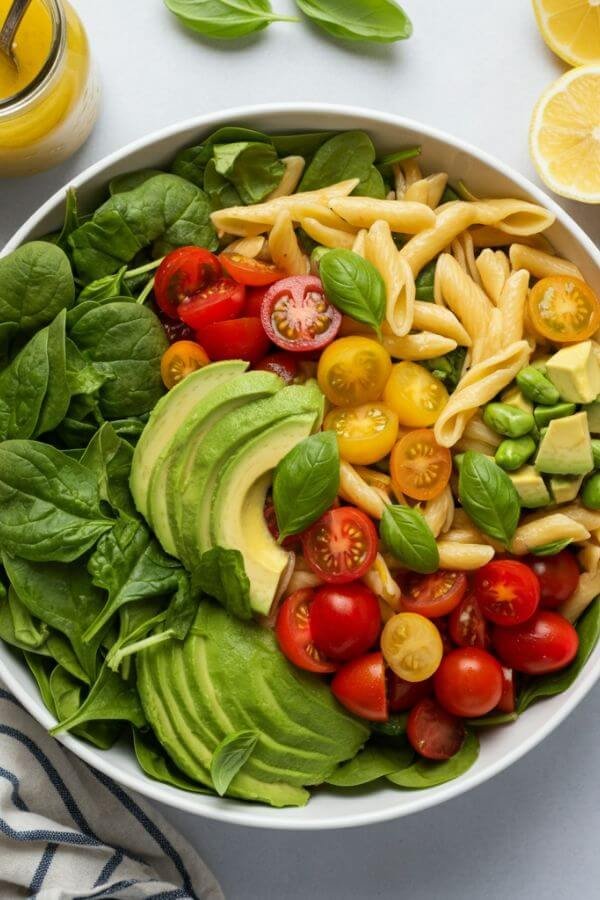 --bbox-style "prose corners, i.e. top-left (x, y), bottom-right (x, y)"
top-left (498, 269), bottom-right (529, 346)
top-left (455, 413), bottom-right (502, 453)
top-left (365, 221), bottom-right (415, 337)
top-left (405, 173), bottom-right (448, 209)
top-left (560, 544), bottom-right (600, 622)
top-left (221, 235), bottom-right (267, 259)
top-left (510, 514), bottom-right (590, 556)
top-left (509, 243), bottom-right (583, 280)
top-left (437, 541), bottom-right (495, 570)
top-left (329, 197), bottom-right (436, 233)
top-left (268, 210), bottom-right (310, 276)
top-left (421, 486), bottom-right (454, 538)
top-left (266, 156), bottom-right (306, 200)
top-left (339, 460), bottom-right (390, 520)
top-left (475, 248), bottom-right (508, 304)
top-left (300, 217), bottom-right (356, 250)
top-left (412, 301), bottom-right (471, 346)
top-left (434, 253), bottom-right (493, 363)
top-left (382, 332), bottom-right (457, 360)
top-left (351, 229), bottom-right (367, 257)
